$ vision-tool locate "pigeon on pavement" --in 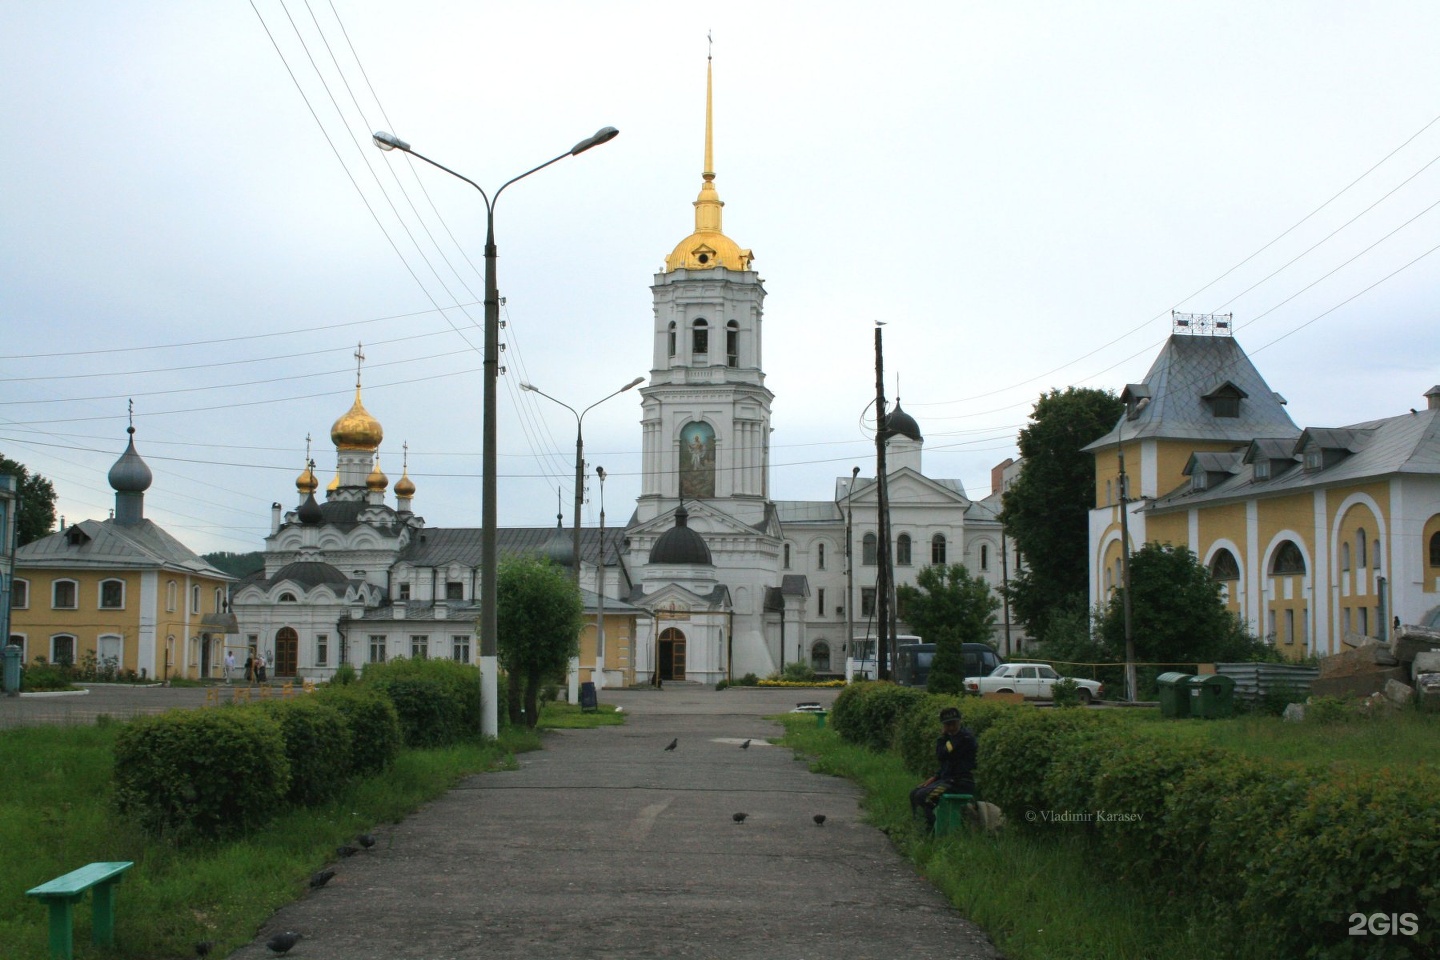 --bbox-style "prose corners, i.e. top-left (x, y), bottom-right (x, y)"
top-left (813, 814), bottom-right (827, 826)
top-left (356, 833), bottom-right (377, 850)
top-left (266, 931), bottom-right (303, 956)
top-left (664, 738), bottom-right (678, 751)
top-left (732, 812), bottom-right (749, 823)
top-left (309, 869), bottom-right (335, 888)
top-left (336, 844), bottom-right (359, 858)
top-left (740, 739), bottom-right (751, 749)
